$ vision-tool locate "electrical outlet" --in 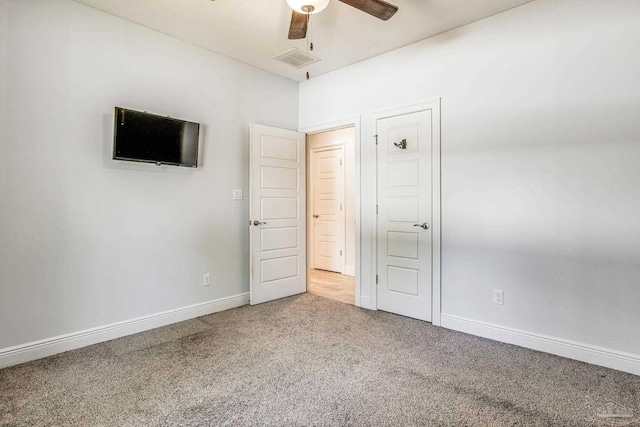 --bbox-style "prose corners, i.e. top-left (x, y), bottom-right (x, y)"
top-left (233, 189), bottom-right (243, 200)
top-left (203, 273), bottom-right (211, 287)
top-left (493, 290), bottom-right (504, 305)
